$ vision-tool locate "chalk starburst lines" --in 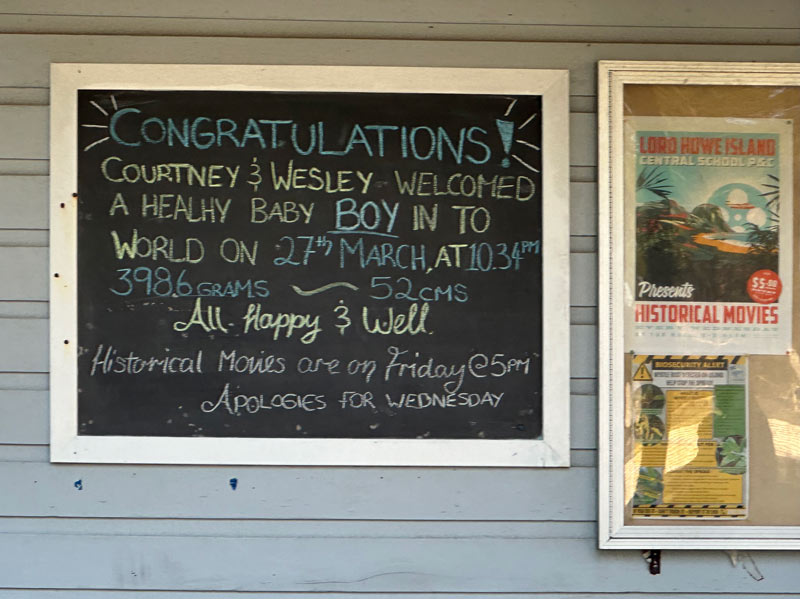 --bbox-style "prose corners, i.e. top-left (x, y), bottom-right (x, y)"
top-left (495, 98), bottom-right (540, 173)
top-left (81, 94), bottom-right (116, 152)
